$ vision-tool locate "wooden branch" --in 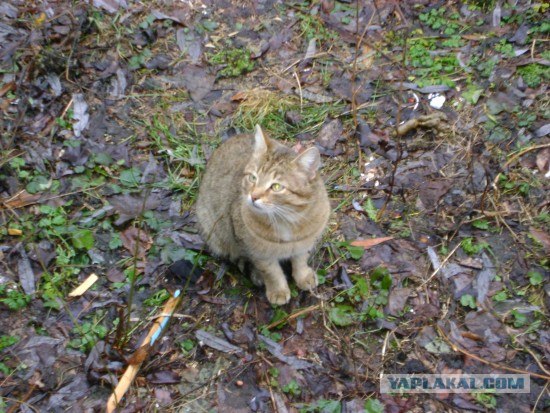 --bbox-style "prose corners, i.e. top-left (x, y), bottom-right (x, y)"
top-left (106, 290), bottom-right (183, 412)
